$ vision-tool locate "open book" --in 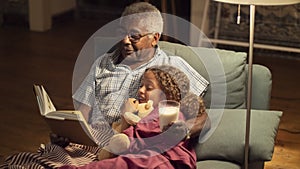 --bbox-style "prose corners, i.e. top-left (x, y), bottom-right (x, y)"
top-left (33, 84), bottom-right (97, 146)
